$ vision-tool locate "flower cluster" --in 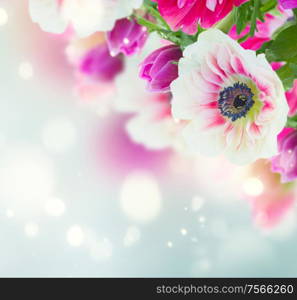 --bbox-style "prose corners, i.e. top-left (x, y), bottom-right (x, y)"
top-left (29, 0), bottom-right (297, 227)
